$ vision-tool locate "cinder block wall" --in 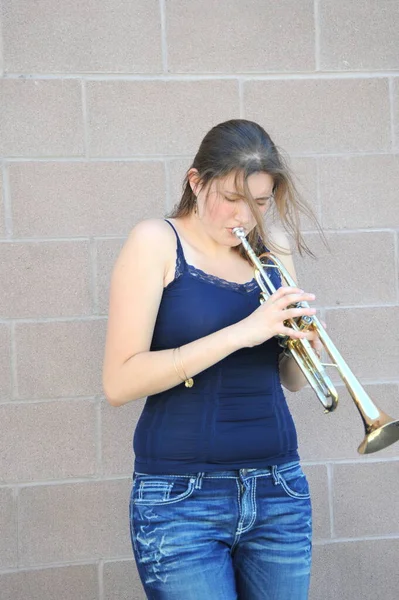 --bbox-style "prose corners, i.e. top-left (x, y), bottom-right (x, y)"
top-left (1, 2), bottom-right (398, 599)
